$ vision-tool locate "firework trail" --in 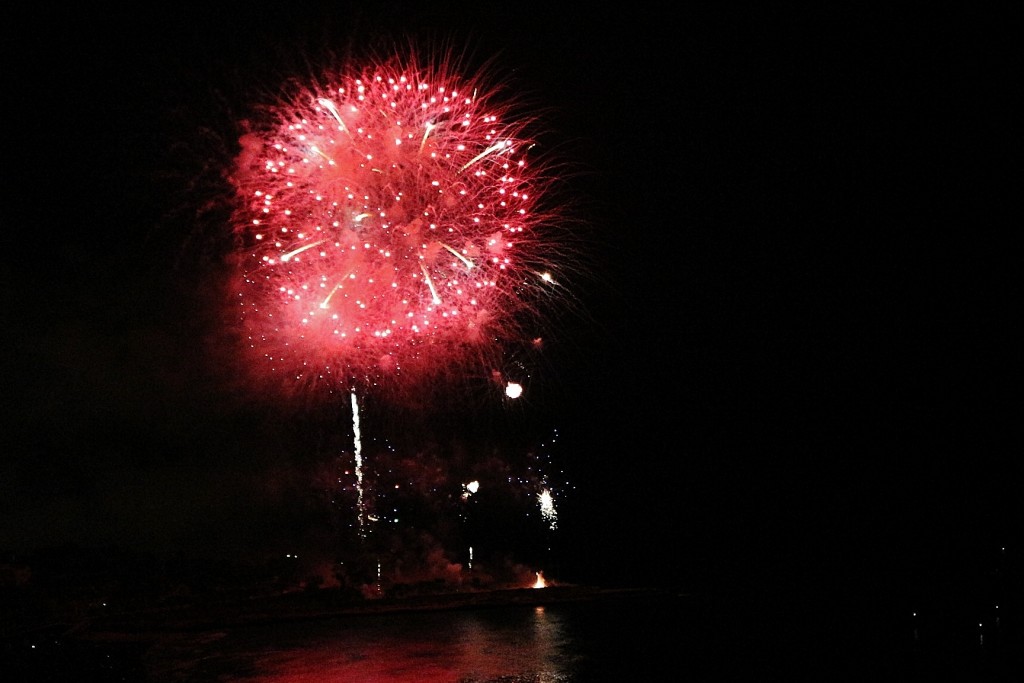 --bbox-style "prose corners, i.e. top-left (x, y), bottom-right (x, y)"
top-left (227, 48), bottom-right (574, 541)
top-left (350, 390), bottom-right (365, 535)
